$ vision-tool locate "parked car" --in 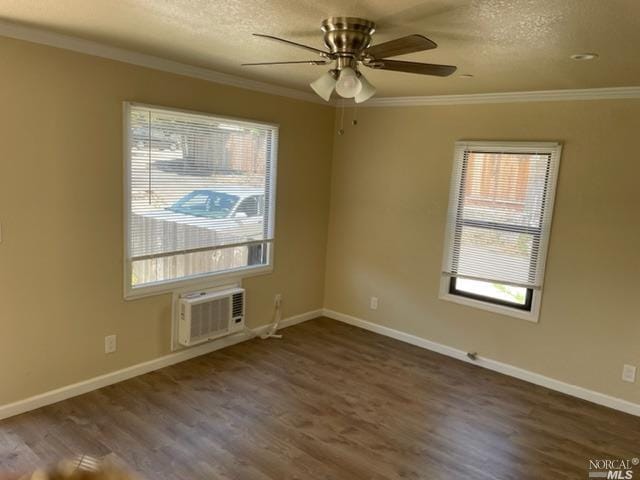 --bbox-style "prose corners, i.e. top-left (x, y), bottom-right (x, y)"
top-left (129, 188), bottom-right (267, 260)
top-left (166, 189), bottom-right (265, 219)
